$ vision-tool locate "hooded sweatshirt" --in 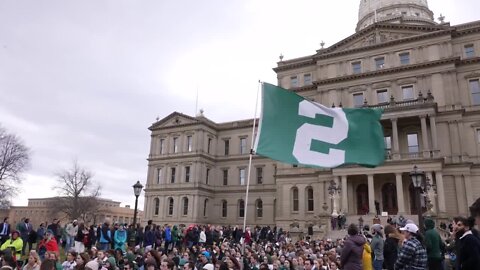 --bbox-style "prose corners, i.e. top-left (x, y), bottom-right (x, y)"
top-left (424, 218), bottom-right (442, 260)
top-left (340, 234), bottom-right (366, 270)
